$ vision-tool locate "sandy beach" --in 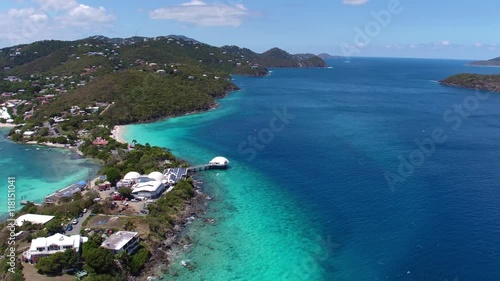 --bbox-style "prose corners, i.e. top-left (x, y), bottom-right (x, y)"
top-left (26, 141), bottom-right (66, 148)
top-left (0, 123), bottom-right (16, 128)
top-left (111, 125), bottom-right (128, 144)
